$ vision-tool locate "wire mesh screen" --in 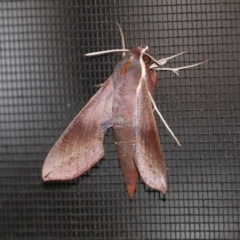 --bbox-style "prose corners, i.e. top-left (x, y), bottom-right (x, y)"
top-left (0, 1), bottom-right (239, 239)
